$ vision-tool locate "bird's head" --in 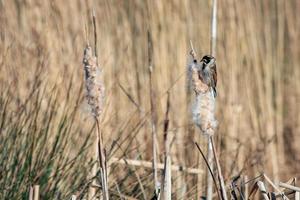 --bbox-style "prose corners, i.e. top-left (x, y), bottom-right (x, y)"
top-left (200, 55), bottom-right (216, 70)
